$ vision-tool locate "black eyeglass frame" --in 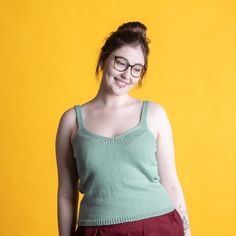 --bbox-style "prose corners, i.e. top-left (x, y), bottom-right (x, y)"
top-left (113, 56), bottom-right (146, 78)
